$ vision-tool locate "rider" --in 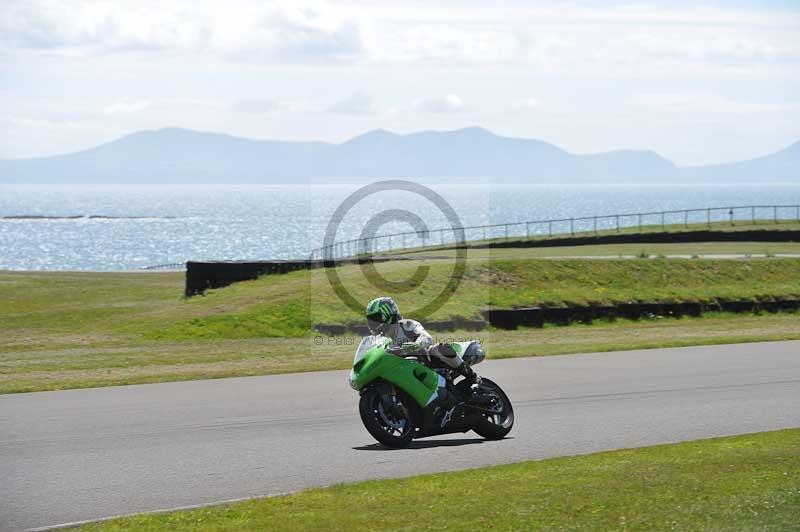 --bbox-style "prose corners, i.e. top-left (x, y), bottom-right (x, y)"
top-left (365, 296), bottom-right (478, 392)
